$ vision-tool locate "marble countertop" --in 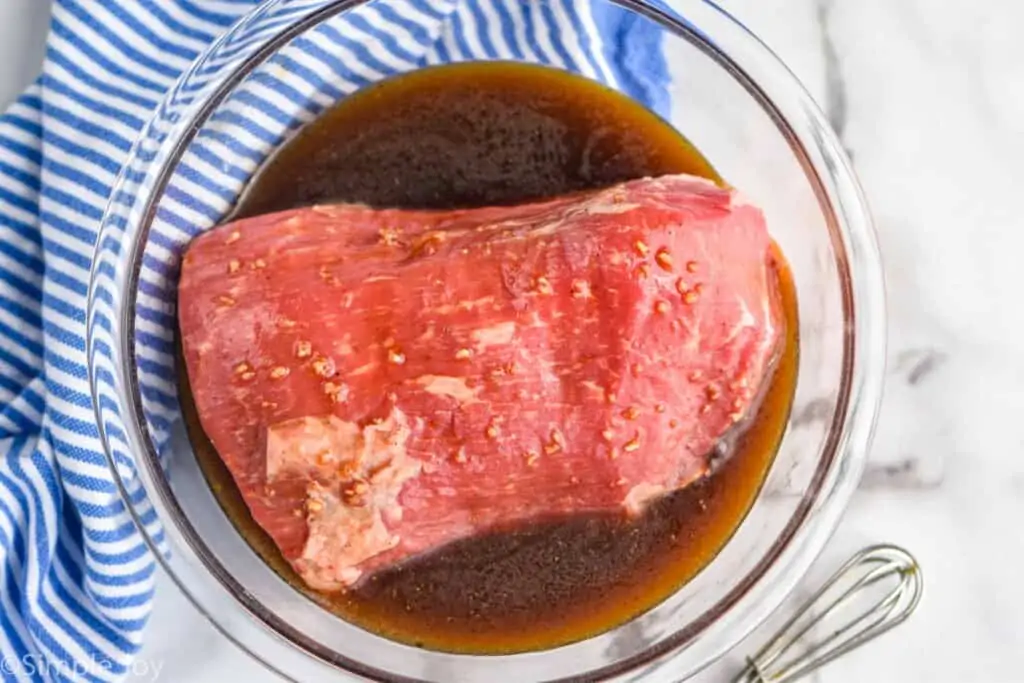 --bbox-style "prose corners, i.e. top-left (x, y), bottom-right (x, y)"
top-left (3, 0), bottom-right (1022, 681)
